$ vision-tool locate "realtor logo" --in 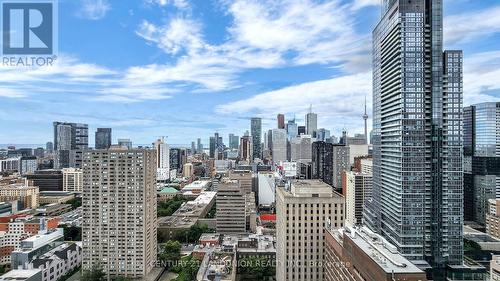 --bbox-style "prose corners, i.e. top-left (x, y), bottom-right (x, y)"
top-left (2, 0), bottom-right (56, 55)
